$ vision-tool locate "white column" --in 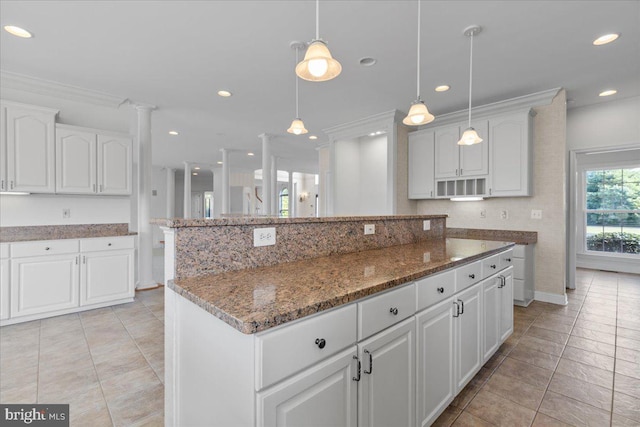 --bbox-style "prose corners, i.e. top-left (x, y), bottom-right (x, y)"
top-left (288, 170), bottom-right (294, 217)
top-left (259, 133), bottom-right (272, 215)
top-left (166, 168), bottom-right (175, 218)
top-left (183, 161), bottom-right (192, 218)
top-left (271, 155), bottom-right (278, 216)
top-left (211, 168), bottom-right (216, 218)
top-left (136, 105), bottom-right (156, 289)
top-left (221, 149), bottom-right (230, 214)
